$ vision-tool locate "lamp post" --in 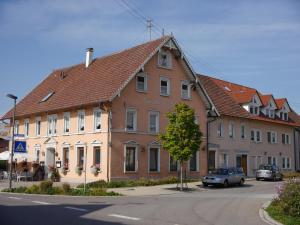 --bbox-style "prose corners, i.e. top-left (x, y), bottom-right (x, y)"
top-left (7, 94), bottom-right (17, 190)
